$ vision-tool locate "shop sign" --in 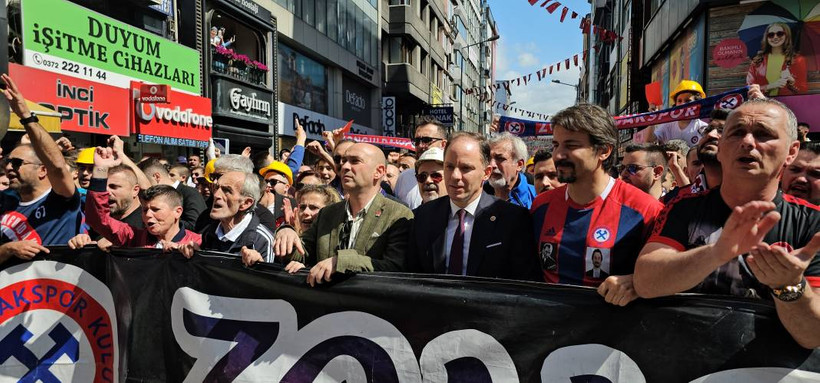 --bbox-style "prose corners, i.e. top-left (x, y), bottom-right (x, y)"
top-left (221, 0), bottom-right (272, 26)
top-left (132, 82), bottom-right (212, 148)
top-left (22, 0), bottom-right (202, 94)
top-left (9, 63), bottom-right (130, 136)
top-left (213, 77), bottom-right (273, 124)
top-left (426, 106), bottom-right (454, 127)
top-left (342, 76), bottom-right (371, 126)
top-left (382, 97), bottom-right (396, 137)
top-left (356, 60), bottom-right (374, 81)
top-left (139, 84), bottom-right (169, 103)
top-left (278, 102), bottom-right (377, 141)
